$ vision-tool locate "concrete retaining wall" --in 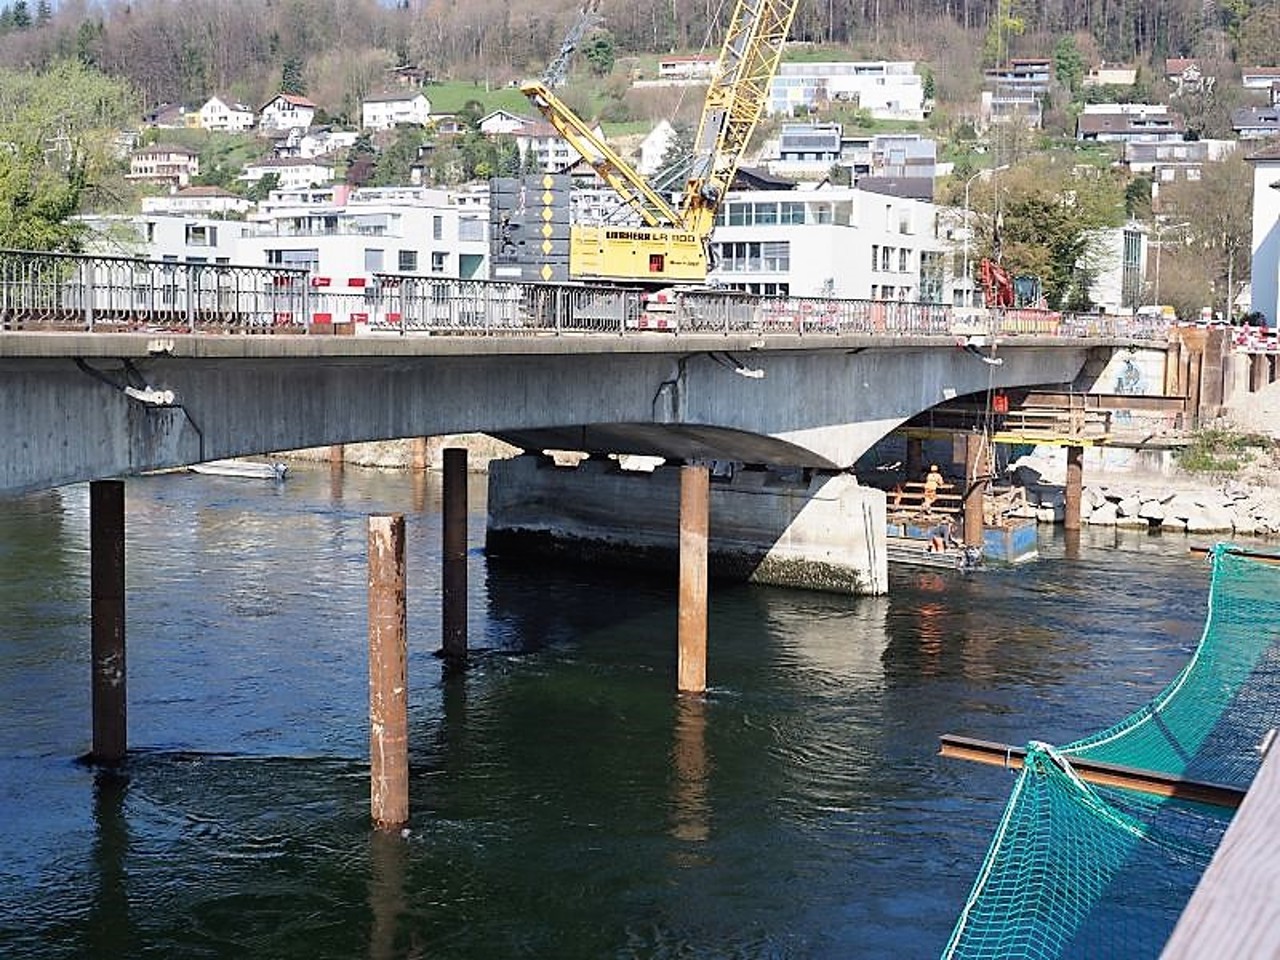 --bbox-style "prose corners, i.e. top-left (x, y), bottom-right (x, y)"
top-left (486, 455), bottom-right (888, 595)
